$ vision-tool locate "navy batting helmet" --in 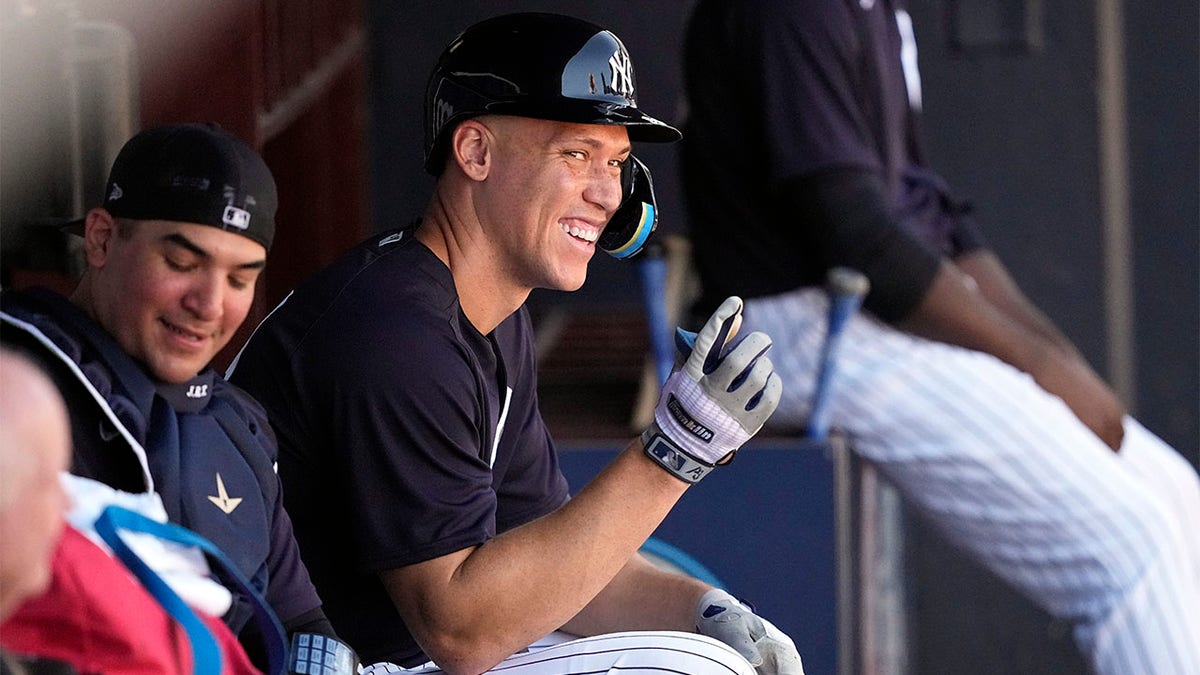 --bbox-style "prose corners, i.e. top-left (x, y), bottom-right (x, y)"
top-left (423, 13), bottom-right (678, 259)
top-left (423, 12), bottom-right (681, 175)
